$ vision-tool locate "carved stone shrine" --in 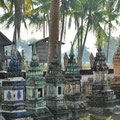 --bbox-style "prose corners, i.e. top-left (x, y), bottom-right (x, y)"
top-left (87, 40), bottom-right (120, 114)
top-left (26, 44), bottom-right (53, 120)
top-left (46, 46), bottom-right (69, 120)
top-left (64, 45), bottom-right (87, 118)
top-left (111, 40), bottom-right (120, 100)
top-left (2, 54), bottom-right (29, 120)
